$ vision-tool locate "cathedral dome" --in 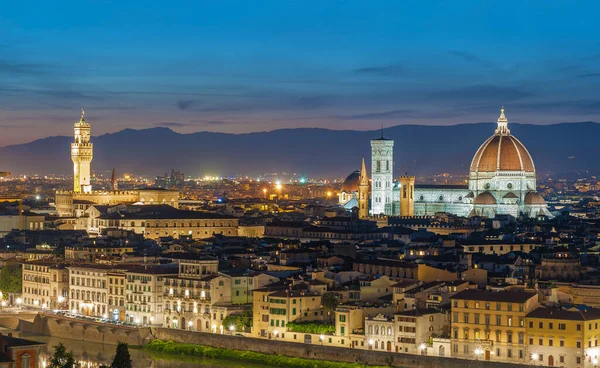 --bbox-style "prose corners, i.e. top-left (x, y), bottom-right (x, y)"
top-left (525, 192), bottom-right (546, 205)
top-left (473, 191), bottom-right (497, 205)
top-left (470, 107), bottom-right (535, 173)
top-left (340, 171), bottom-right (360, 193)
